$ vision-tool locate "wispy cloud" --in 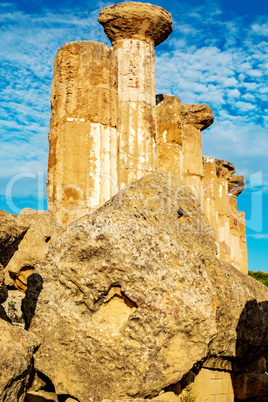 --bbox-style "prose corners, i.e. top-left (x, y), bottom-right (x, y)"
top-left (248, 234), bottom-right (268, 239)
top-left (0, 0), bottom-right (267, 204)
top-left (0, 1), bottom-right (111, 201)
top-left (155, 2), bottom-right (268, 186)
